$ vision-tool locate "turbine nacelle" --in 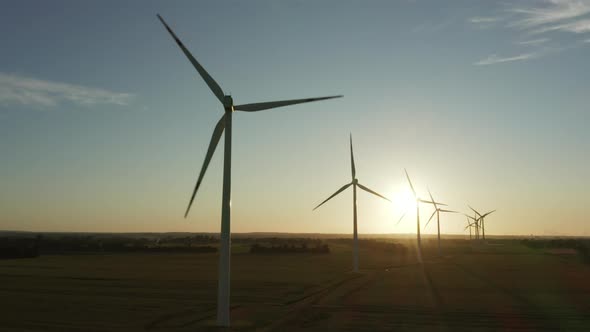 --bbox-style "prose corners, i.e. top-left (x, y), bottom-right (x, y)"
top-left (353, 178), bottom-right (358, 185)
top-left (223, 95), bottom-right (234, 110)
